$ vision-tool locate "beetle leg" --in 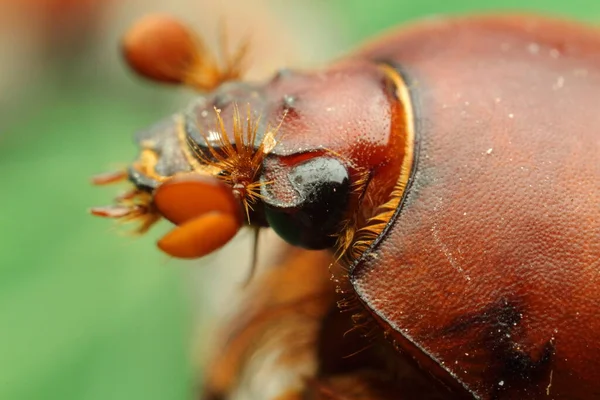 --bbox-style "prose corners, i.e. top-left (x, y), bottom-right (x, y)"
top-left (201, 247), bottom-right (335, 400)
top-left (90, 184), bottom-right (160, 233)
